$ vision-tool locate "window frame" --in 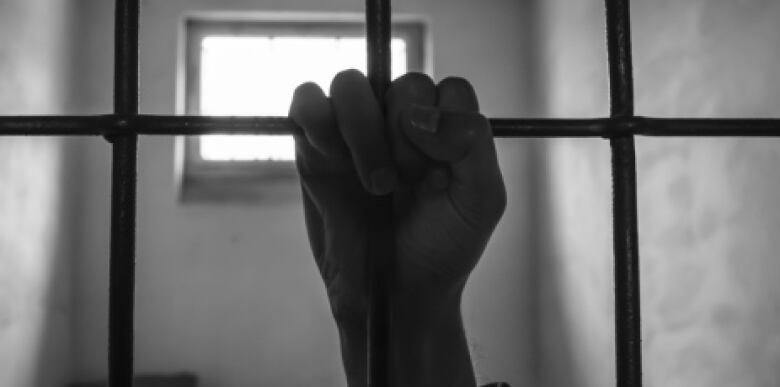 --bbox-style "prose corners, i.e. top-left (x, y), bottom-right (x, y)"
top-left (178, 17), bottom-right (426, 202)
